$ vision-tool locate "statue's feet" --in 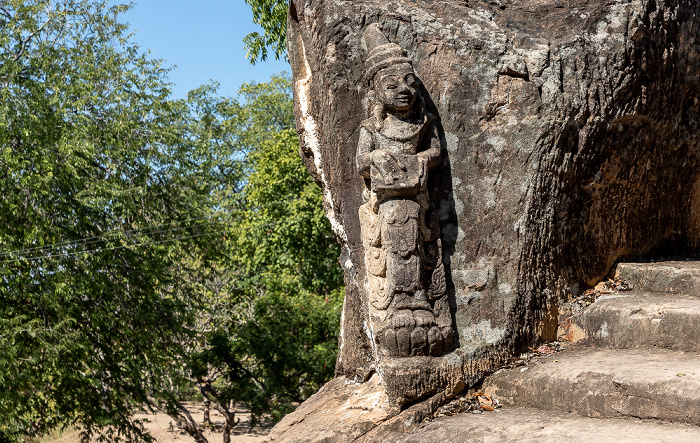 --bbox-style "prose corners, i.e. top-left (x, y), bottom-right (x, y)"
top-left (379, 309), bottom-right (452, 357)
